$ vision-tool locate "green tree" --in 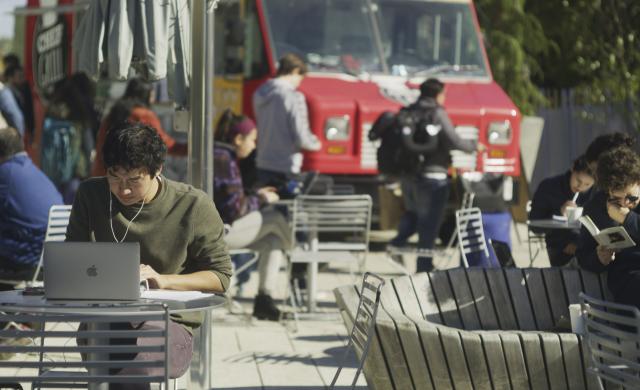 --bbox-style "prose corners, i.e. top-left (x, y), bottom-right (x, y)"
top-left (528, 0), bottom-right (640, 94)
top-left (527, 0), bottom-right (640, 129)
top-left (475, 0), bottom-right (549, 114)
